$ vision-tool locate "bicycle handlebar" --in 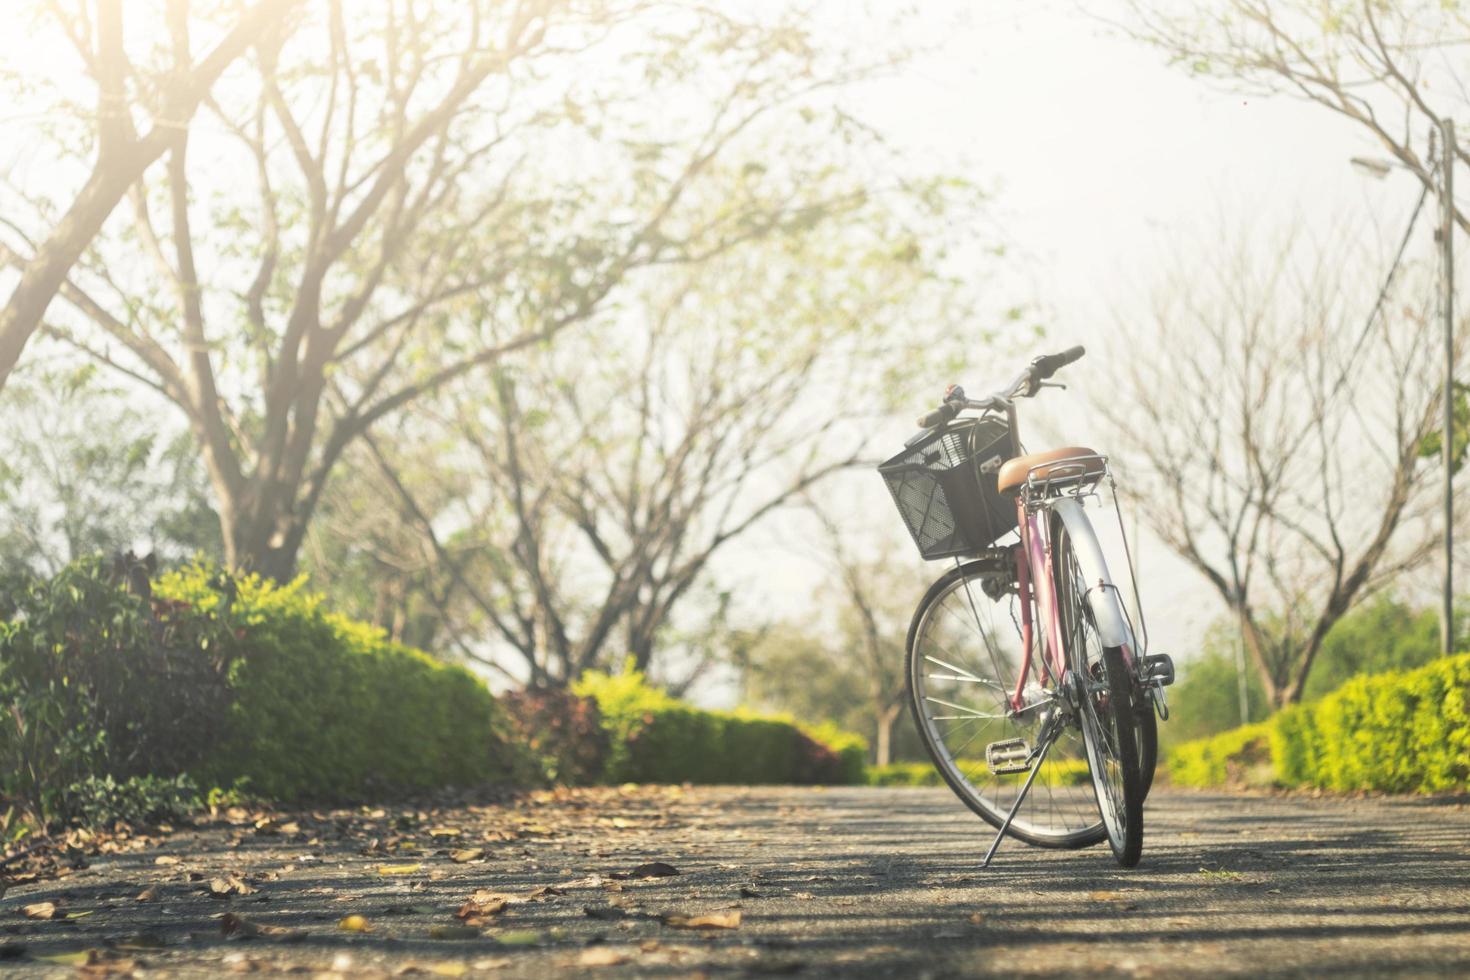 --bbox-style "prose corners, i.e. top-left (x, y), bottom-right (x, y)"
top-left (914, 346), bottom-right (1087, 429)
top-left (1032, 345), bottom-right (1085, 383)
